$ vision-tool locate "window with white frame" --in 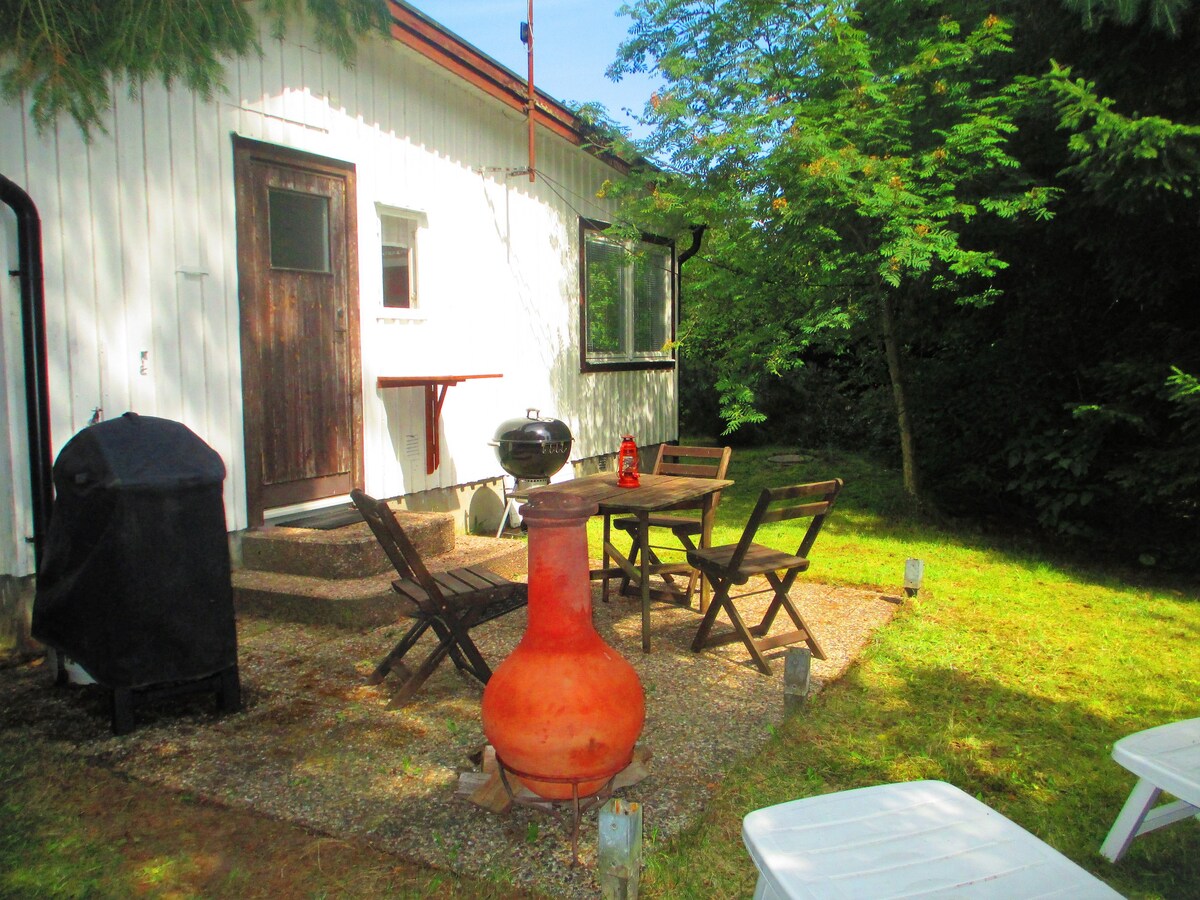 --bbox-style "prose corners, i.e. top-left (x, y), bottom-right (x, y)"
top-left (581, 220), bottom-right (675, 370)
top-left (380, 211), bottom-right (419, 310)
